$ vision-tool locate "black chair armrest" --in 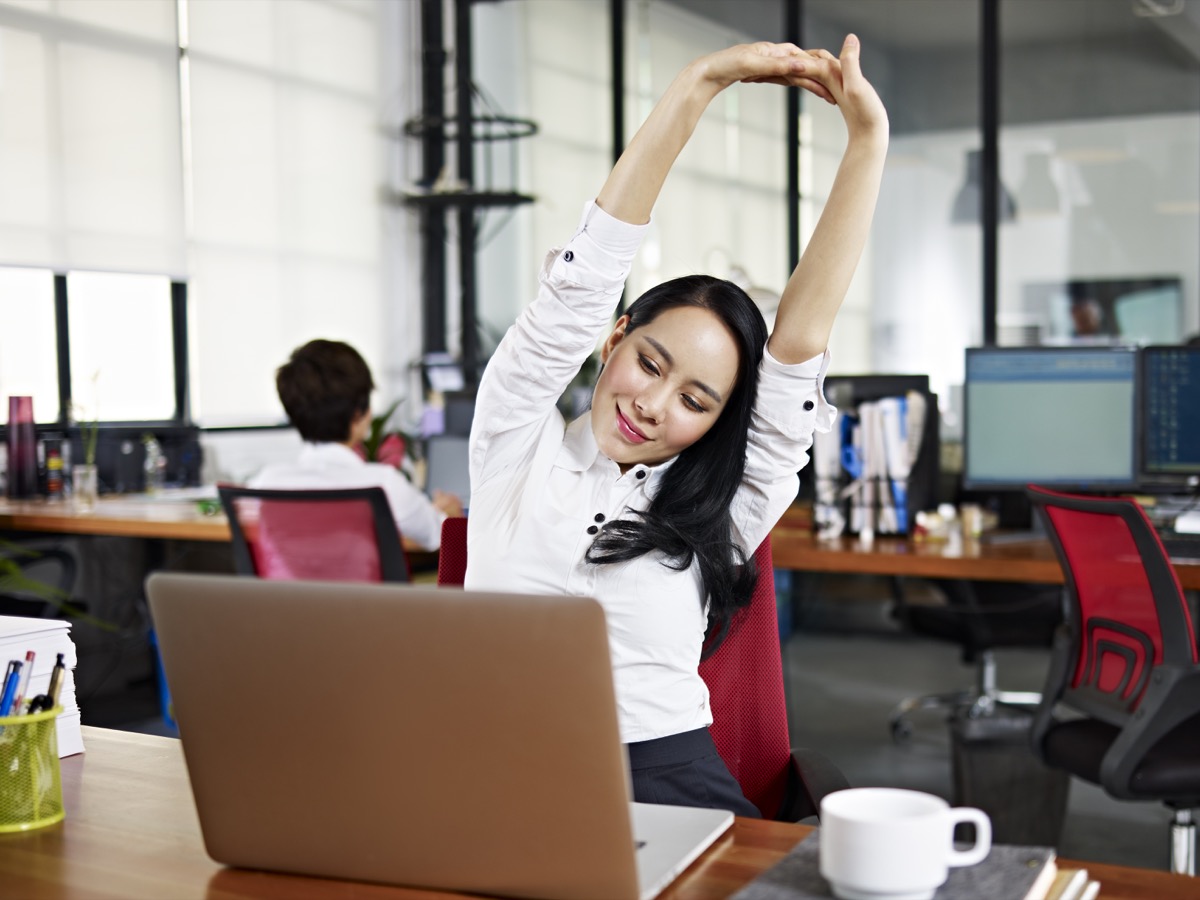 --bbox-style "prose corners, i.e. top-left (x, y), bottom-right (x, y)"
top-left (779, 746), bottom-right (851, 822)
